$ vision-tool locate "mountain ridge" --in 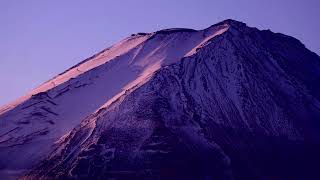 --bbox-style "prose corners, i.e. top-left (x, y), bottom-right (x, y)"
top-left (26, 20), bottom-right (320, 179)
top-left (1, 19), bottom-right (320, 179)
